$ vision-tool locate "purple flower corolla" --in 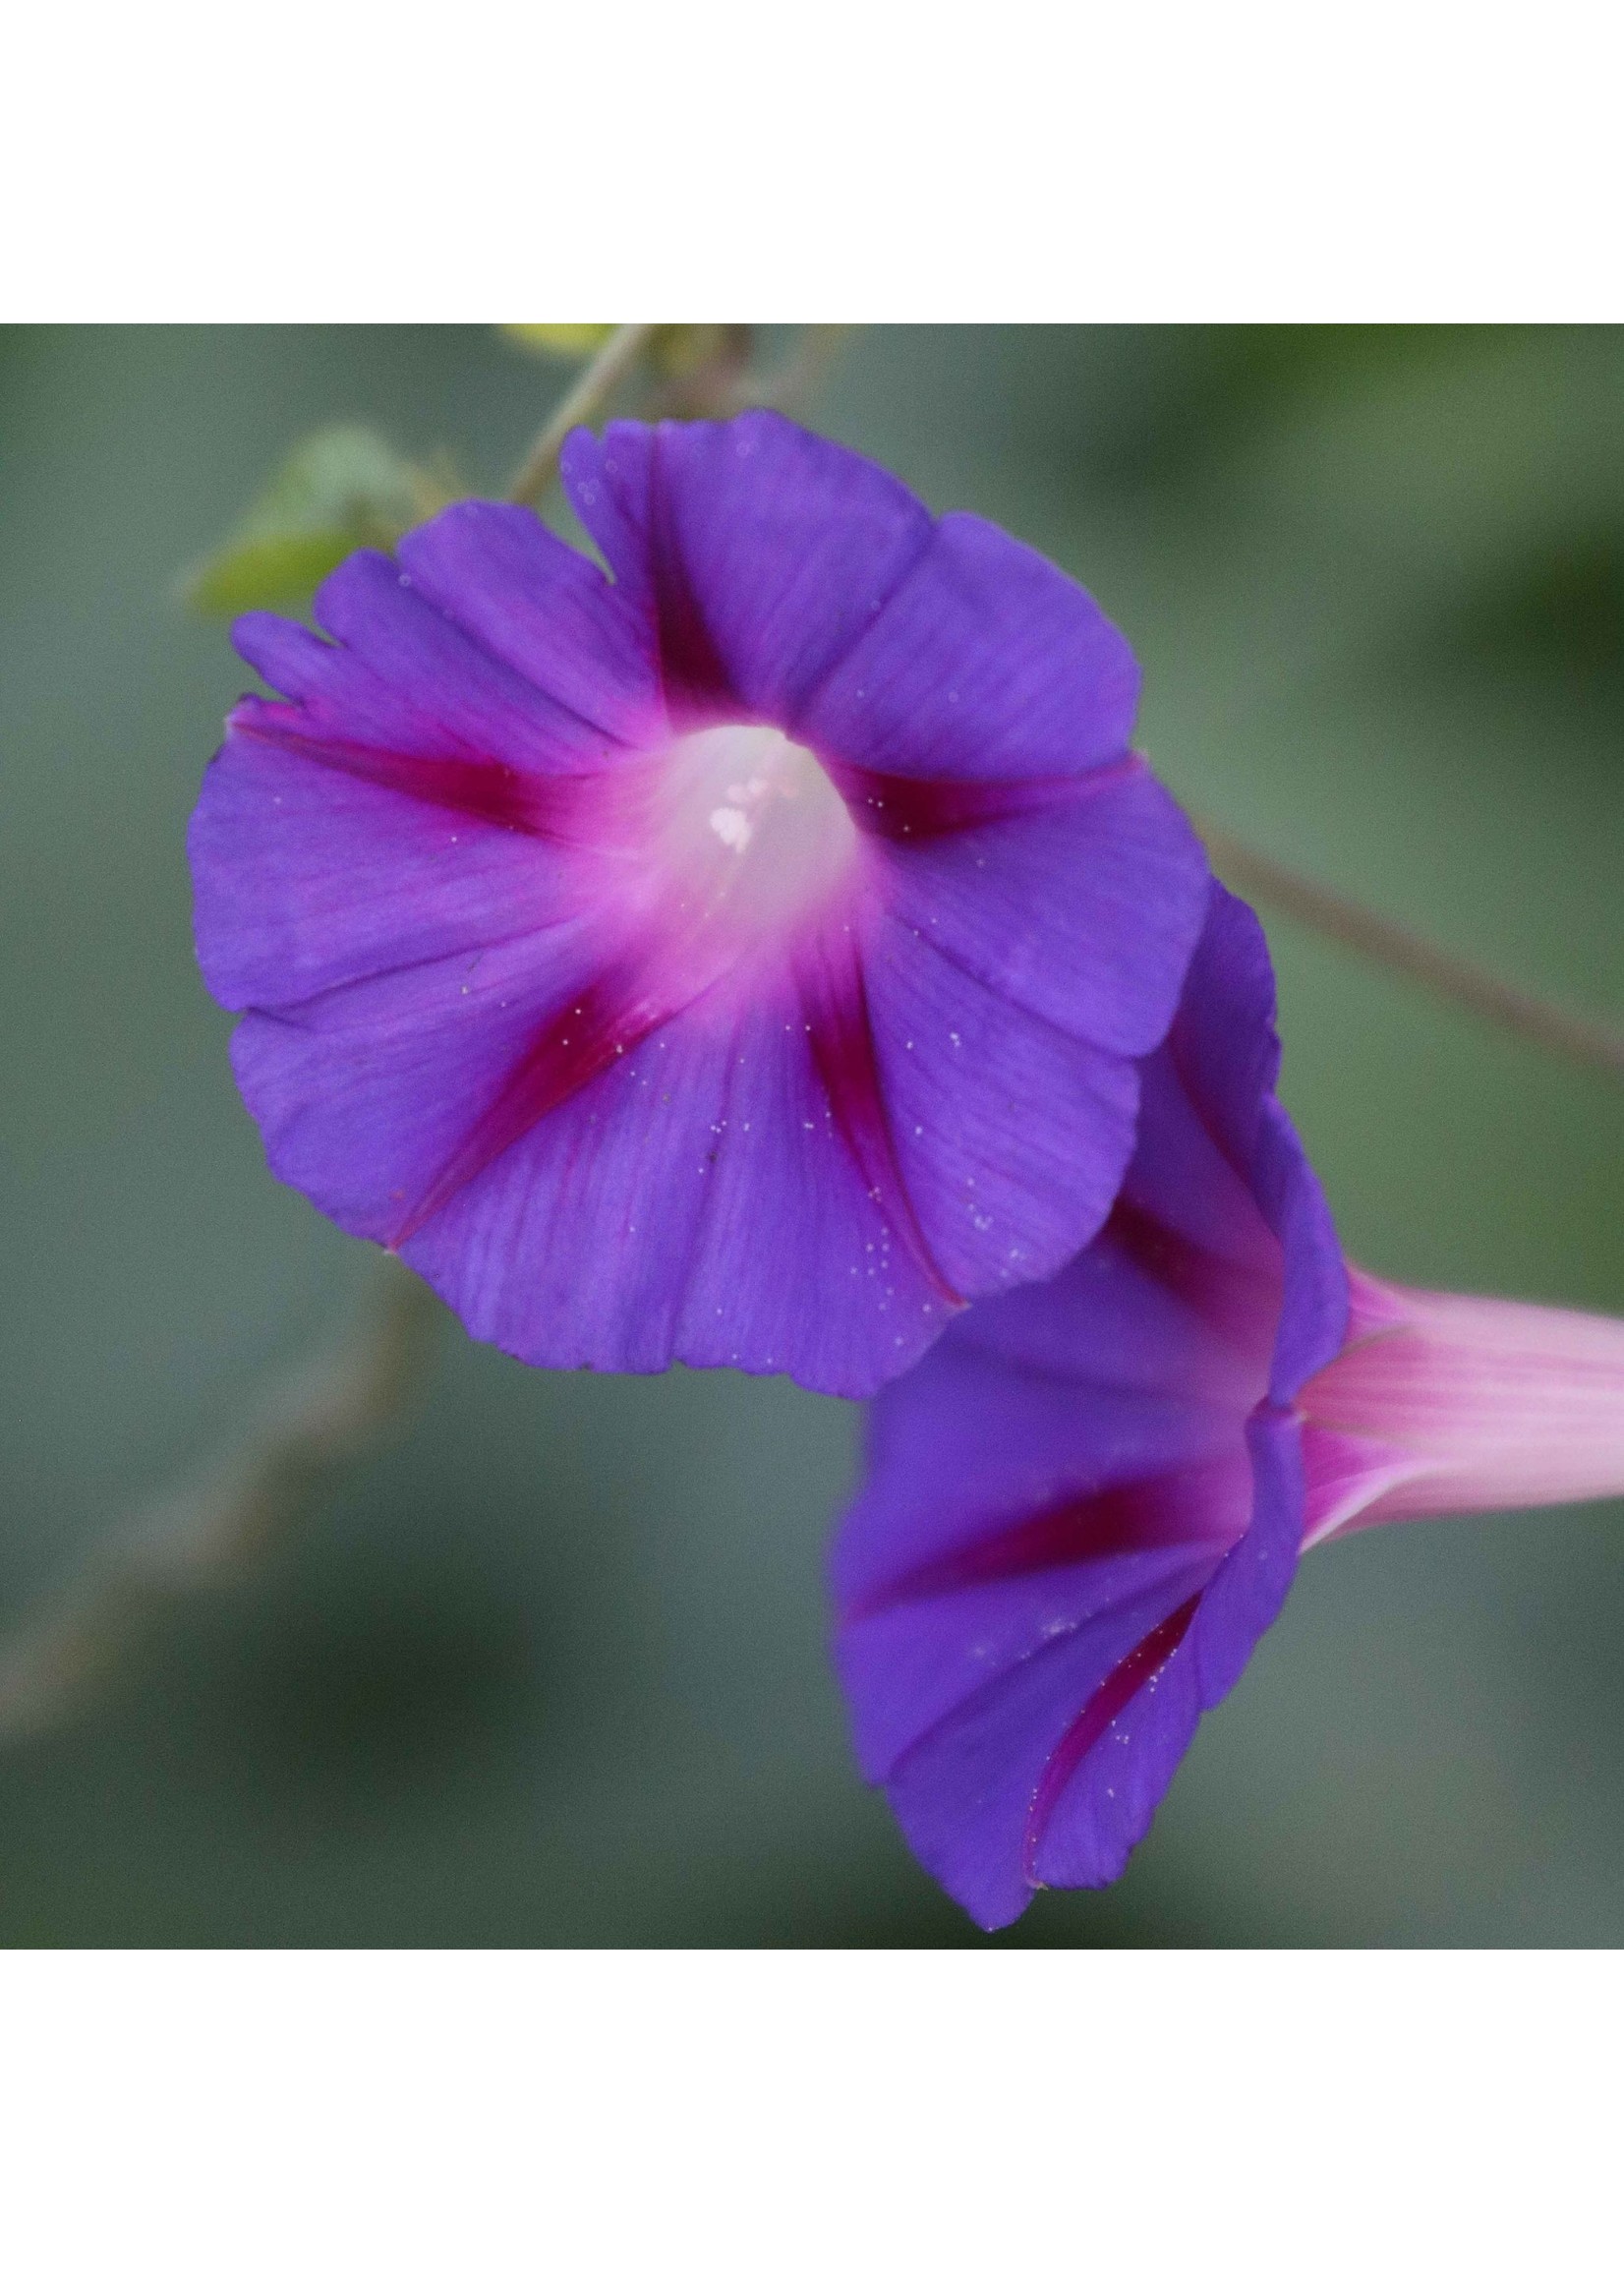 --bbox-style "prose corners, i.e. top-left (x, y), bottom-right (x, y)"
top-left (189, 412), bottom-right (1207, 1396)
top-left (833, 880), bottom-right (1624, 1929)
